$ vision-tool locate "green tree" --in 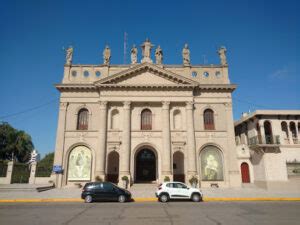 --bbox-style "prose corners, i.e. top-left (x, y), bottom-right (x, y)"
top-left (36, 152), bottom-right (54, 177)
top-left (0, 122), bottom-right (34, 162)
